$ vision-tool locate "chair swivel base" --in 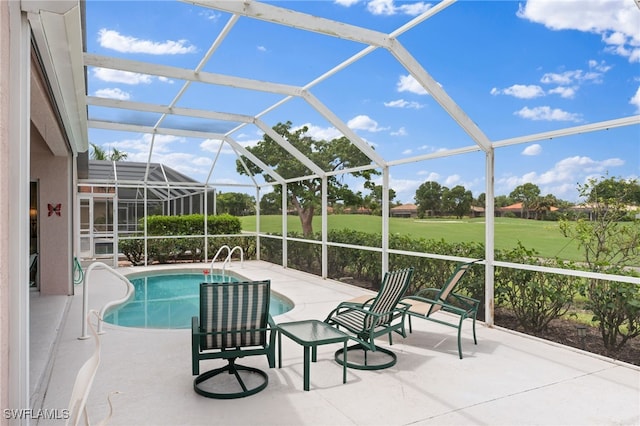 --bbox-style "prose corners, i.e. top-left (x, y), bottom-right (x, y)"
top-left (194, 360), bottom-right (268, 399)
top-left (334, 343), bottom-right (397, 370)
